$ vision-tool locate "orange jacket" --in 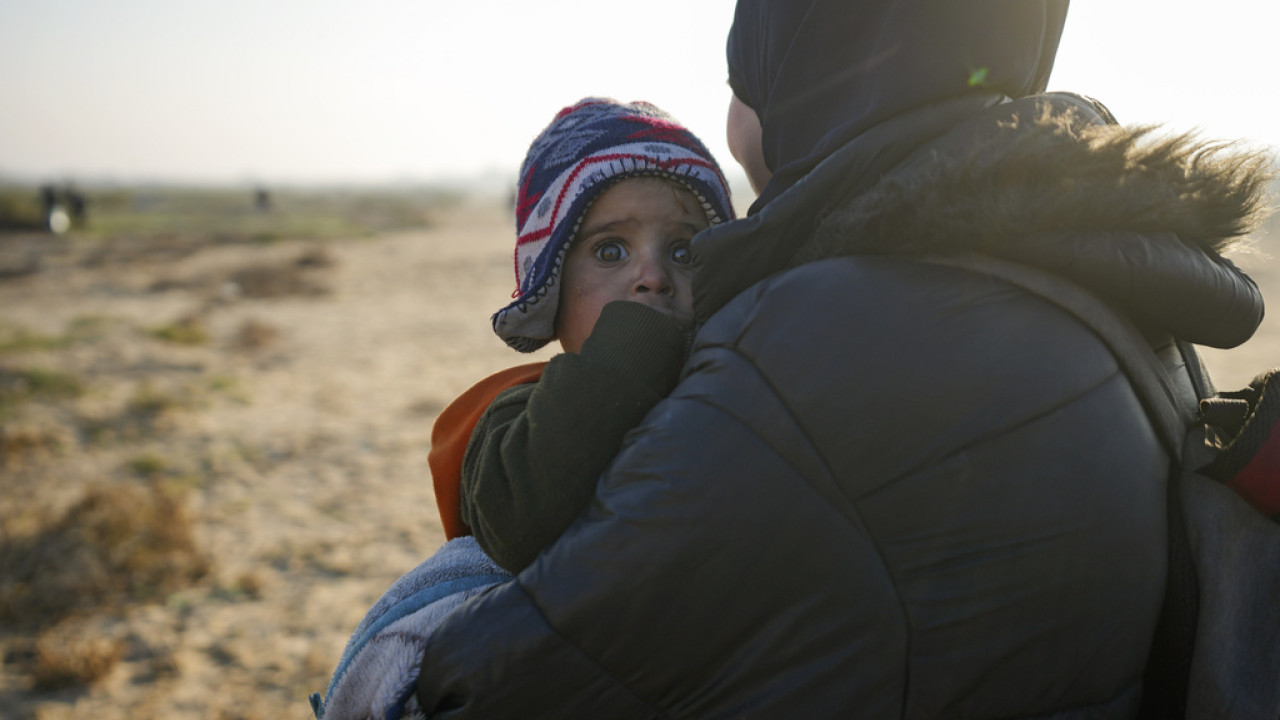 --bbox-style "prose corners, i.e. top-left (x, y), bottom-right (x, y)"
top-left (428, 362), bottom-right (548, 540)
